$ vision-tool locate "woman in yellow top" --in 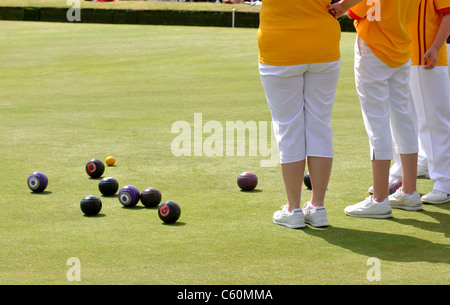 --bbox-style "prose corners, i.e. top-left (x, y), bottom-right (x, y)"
top-left (390, 0), bottom-right (450, 205)
top-left (258, 0), bottom-right (341, 228)
top-left (329, 0), bottom-right (423, 218)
